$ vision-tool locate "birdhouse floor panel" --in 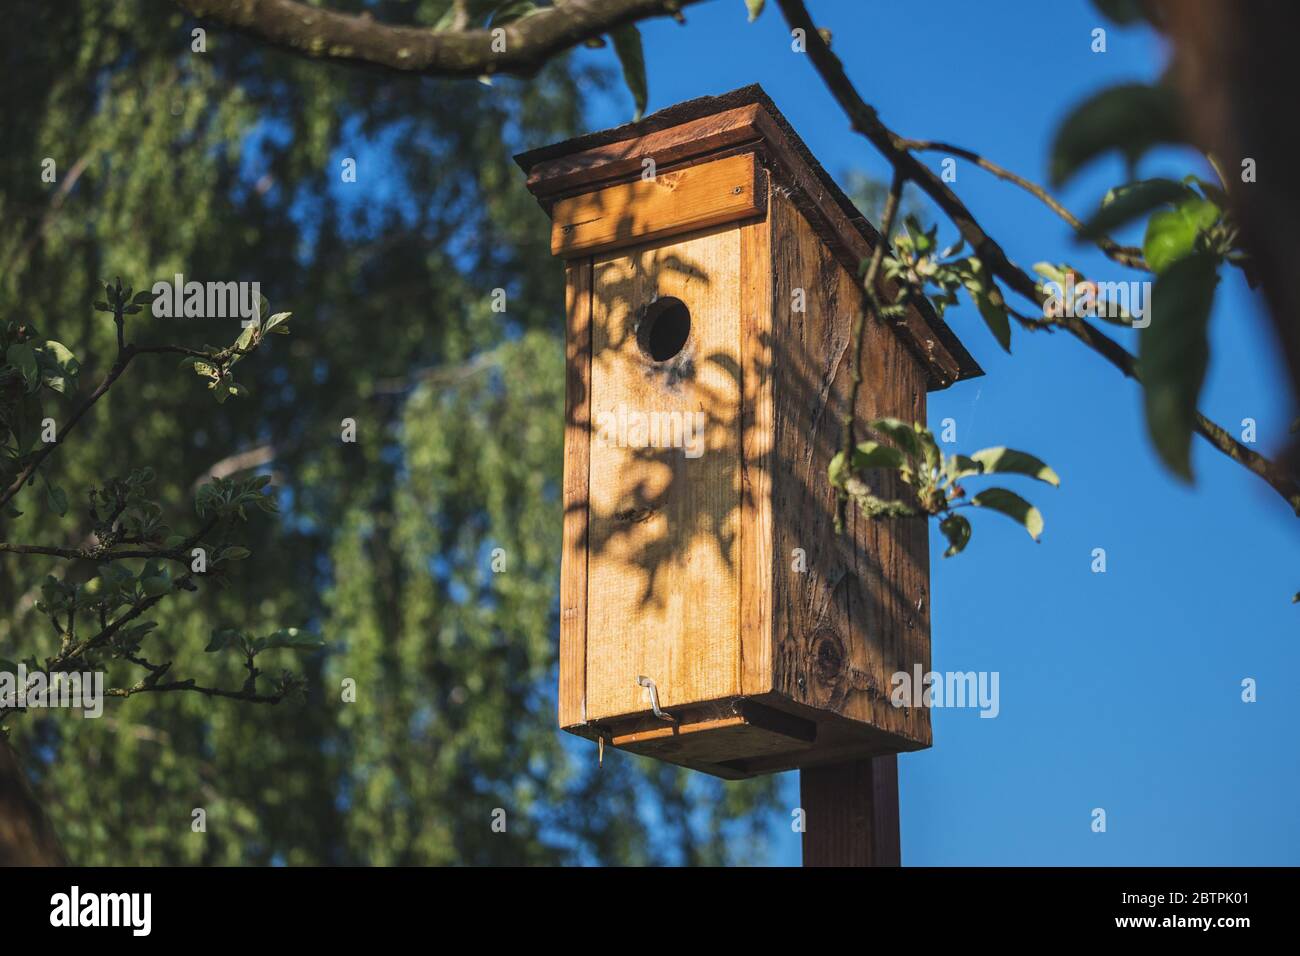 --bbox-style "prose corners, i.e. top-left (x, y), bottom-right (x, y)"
top-left (603, 698), bottom-right (814, 780)
top-left (569, 694), bottom-right (925, 780)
